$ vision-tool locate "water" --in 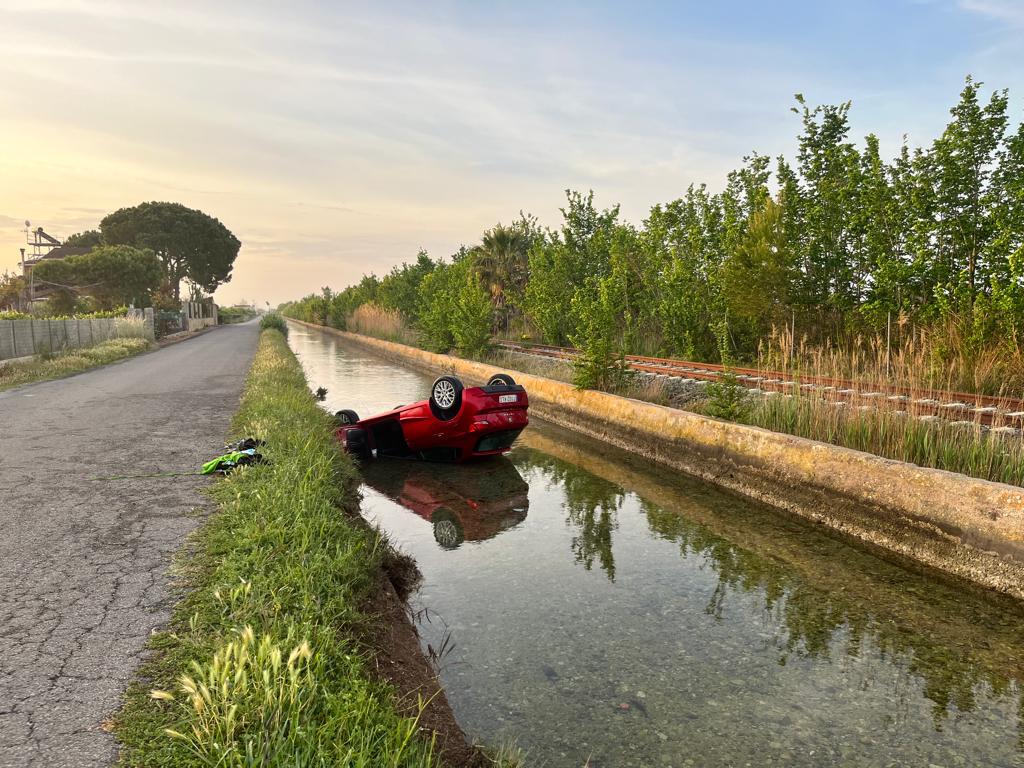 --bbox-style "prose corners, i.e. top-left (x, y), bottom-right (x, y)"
top-left (289, 323), bottom-right (1024, 768)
